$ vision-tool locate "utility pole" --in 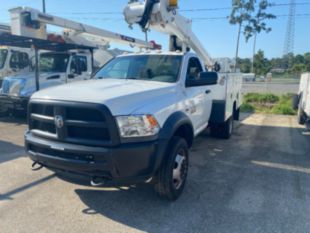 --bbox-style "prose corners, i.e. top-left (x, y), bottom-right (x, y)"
top-left (42, 0), bottom-right (46, 13)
